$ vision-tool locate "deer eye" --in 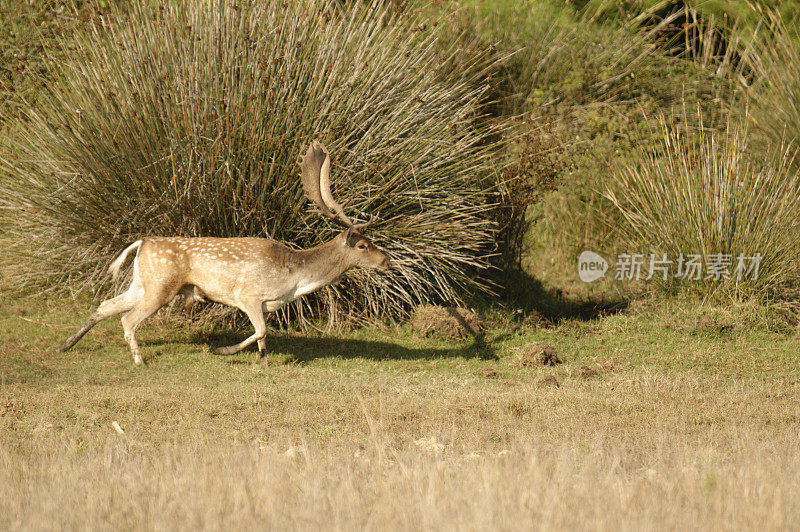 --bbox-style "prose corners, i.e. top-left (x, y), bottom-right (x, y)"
top-left (356, 242), bottom-right (368, 250)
